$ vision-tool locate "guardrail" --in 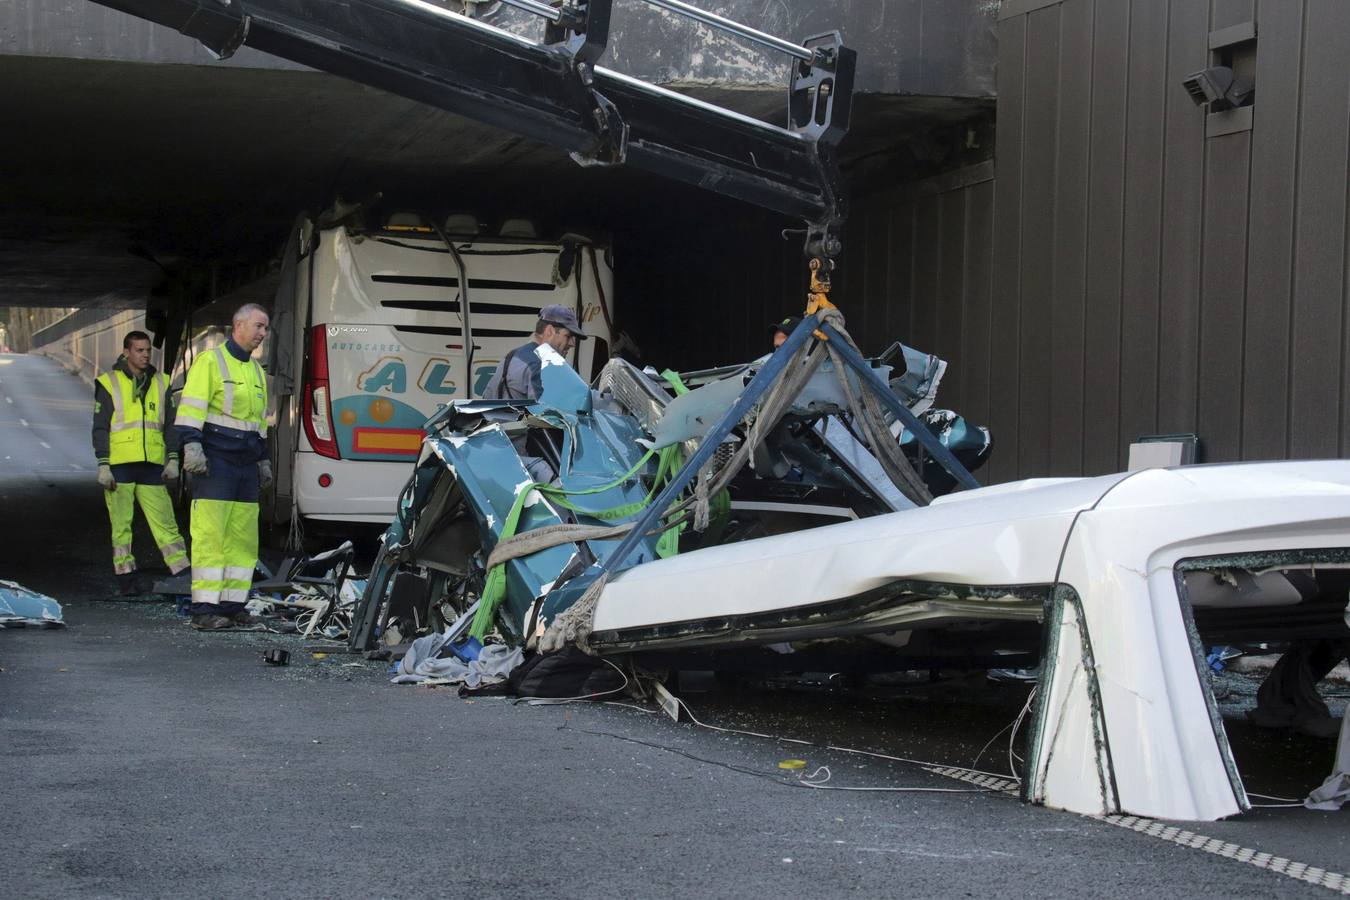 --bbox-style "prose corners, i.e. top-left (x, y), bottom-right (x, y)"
top-left (31, 308), bottom-right (165, 383)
